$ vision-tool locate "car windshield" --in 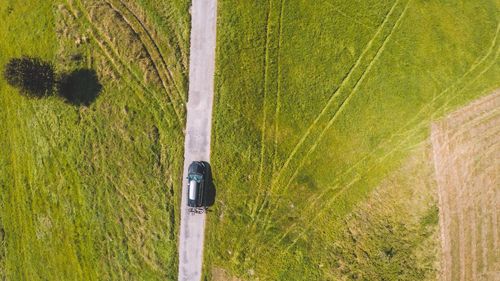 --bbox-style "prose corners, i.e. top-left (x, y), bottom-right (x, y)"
top-left (189, 173), bottom-right (203, 182)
